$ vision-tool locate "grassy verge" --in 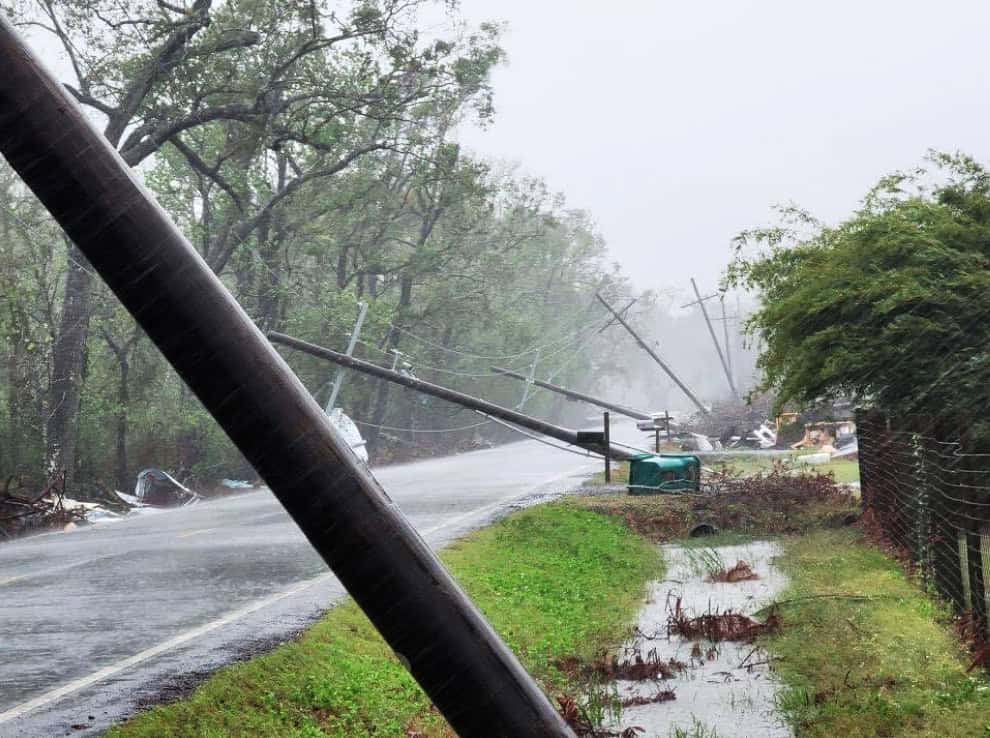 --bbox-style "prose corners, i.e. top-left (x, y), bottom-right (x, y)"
top-left (583, 461), bottom-right (630, 486)
top-left (706, 454), bottom-right (860, 483)
top-left (769, 528), bottom-right (990, 738)
top-left (106, 504), bottom-right (661, 738)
